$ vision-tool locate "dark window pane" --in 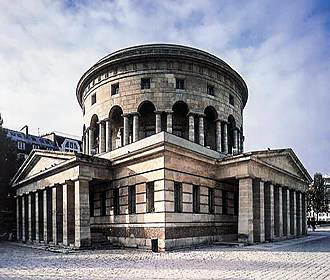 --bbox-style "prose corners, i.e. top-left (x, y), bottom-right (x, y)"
top-left (174, 182), bottom-right (182, 212)
top-left (141, 78), bottom-right (151, 90)
top-left (128, 185), bottom-right (136, 214)
top-left (209, 188), bottom-right (214, 213)
top-left (176, 79), bottom-right (185, 90)
top-left (146, 182), bottom-right (155, 213)
top-left (113, 189), bottom-right (120, 215)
